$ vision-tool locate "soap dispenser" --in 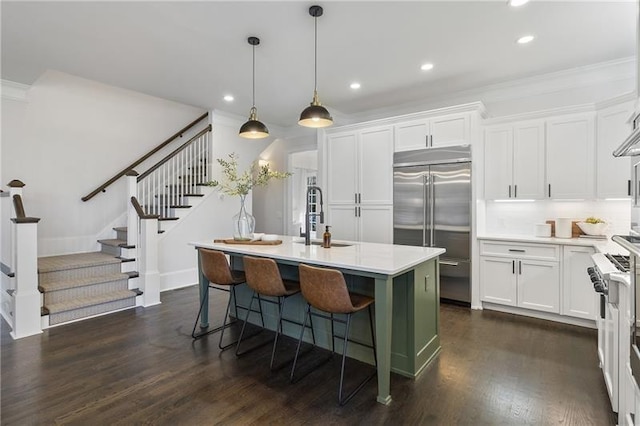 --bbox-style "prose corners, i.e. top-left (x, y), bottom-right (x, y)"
top-left (322, 226), bottom-right (331, 248)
